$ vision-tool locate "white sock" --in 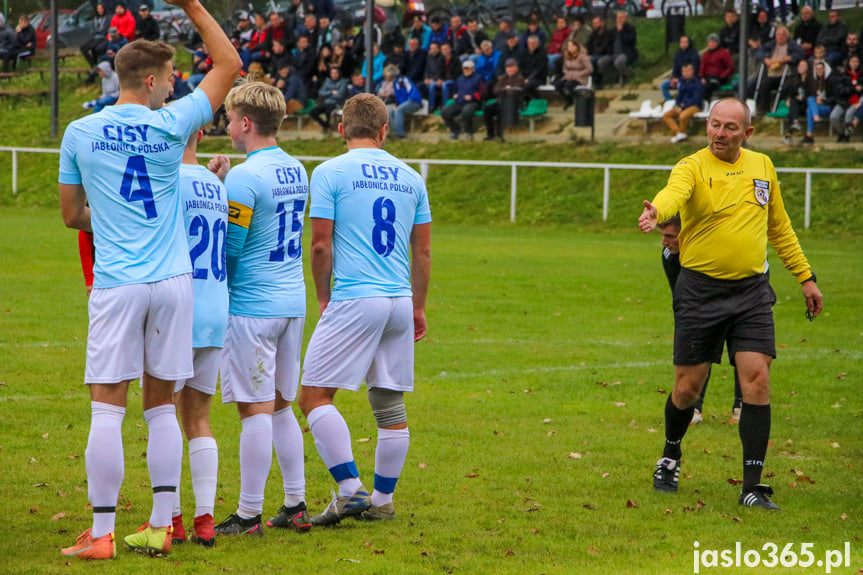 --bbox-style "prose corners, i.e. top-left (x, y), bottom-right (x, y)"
top-left (144, 404), bottom-right (182, 529)
top-left (272, 407), bottom-right (305, 507)
top-left (173, 485), bottom-right (182, 519)
top-left (237, 413), bottom-right (272, 519)
top-left (307, 405), bottom-right (362, 496)
top-left (372, 427), bottom-right (410, 507)
top-left (188, 436), bottom-right (218, 517)
top-left (86, 402), bottom-right (125, 538)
